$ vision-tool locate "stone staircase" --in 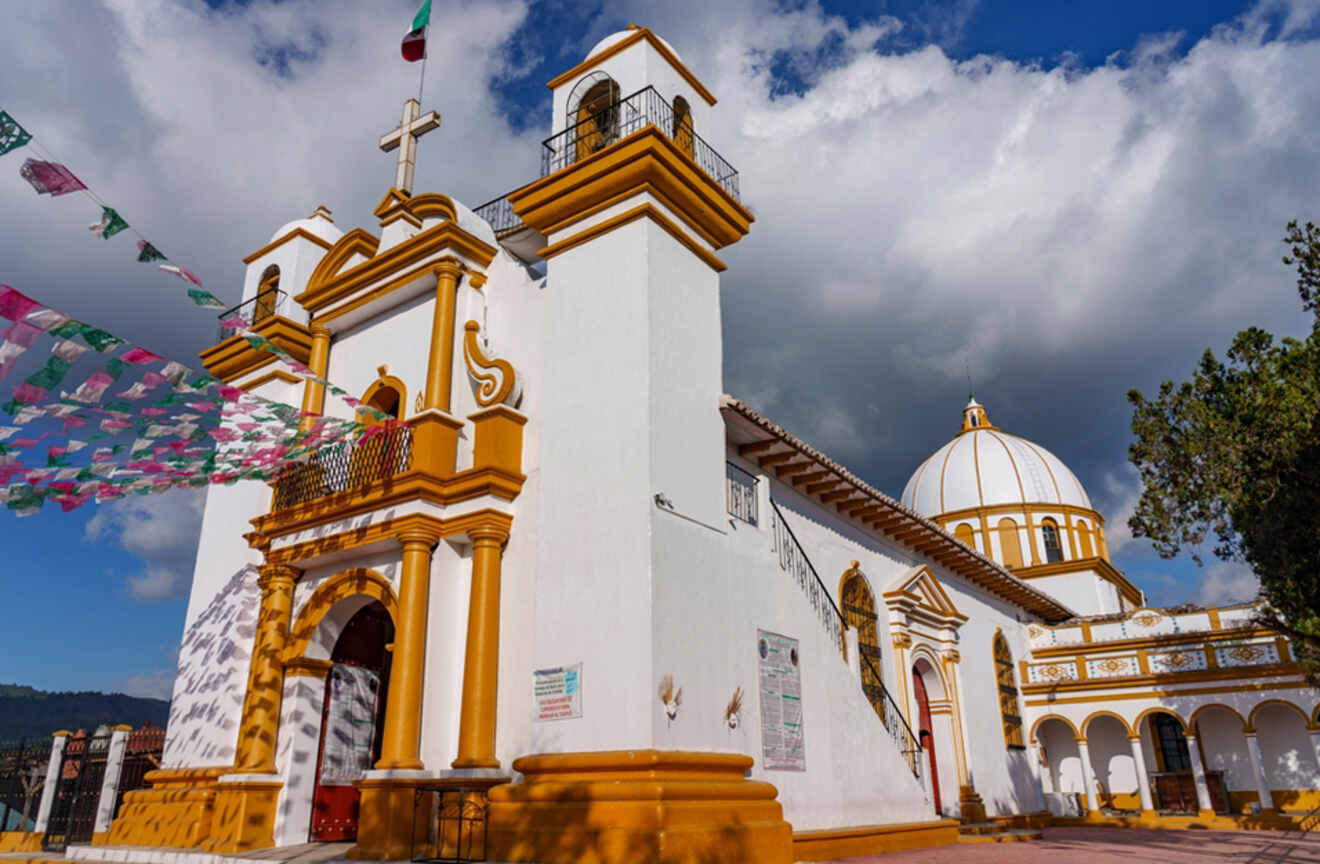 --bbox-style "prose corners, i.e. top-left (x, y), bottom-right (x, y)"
top-left (957, 821), bottom-right (1043, 843)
